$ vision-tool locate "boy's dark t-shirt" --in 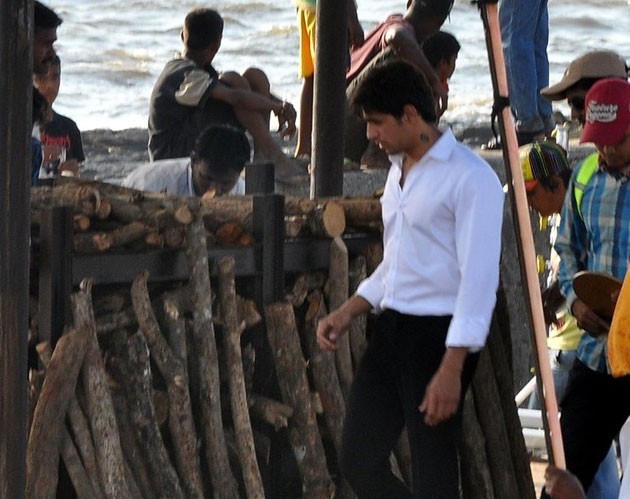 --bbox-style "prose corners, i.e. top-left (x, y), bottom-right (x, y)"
top-left (40, 111), bottom-right (85, 163)
top-left (148, 58), bottom-right (240, 161)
